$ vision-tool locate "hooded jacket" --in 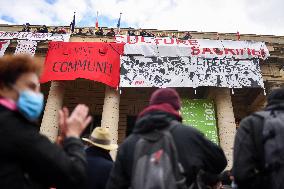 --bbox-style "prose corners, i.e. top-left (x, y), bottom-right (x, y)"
top-left (233, 100), bottom-right (284, 189)
top-left (106, 103), bottom-right (227, 189)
